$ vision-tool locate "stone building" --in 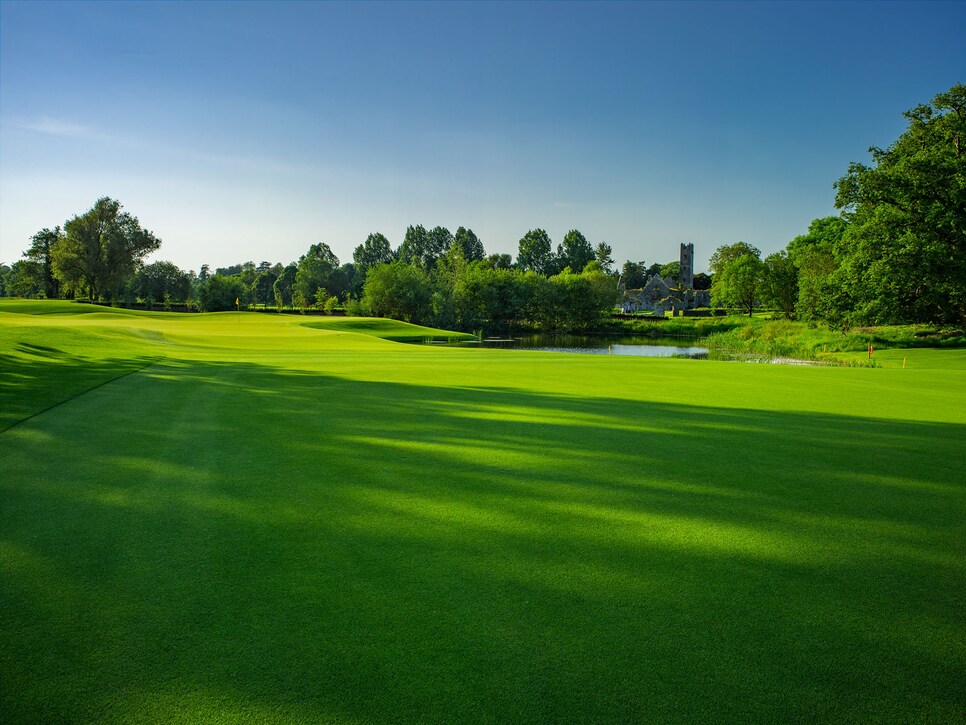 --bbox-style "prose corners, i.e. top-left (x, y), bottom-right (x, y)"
top-left (620, 242), bottom-right (709, 316)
